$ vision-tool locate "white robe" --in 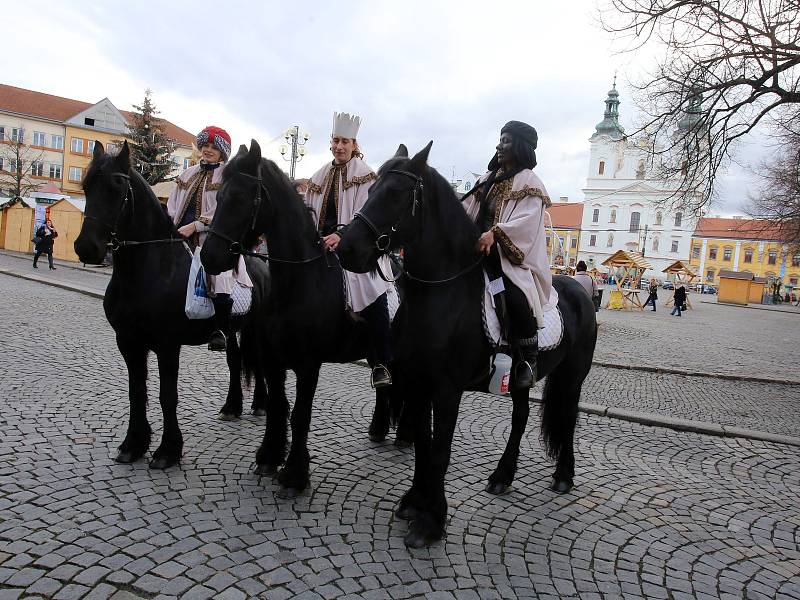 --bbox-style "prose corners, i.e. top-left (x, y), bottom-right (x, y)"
top-left (462, 169), bottom-right (558, 325)
top-left (166, 163), bottom-right (251, 293)
top-left (305, 156), bottom-right (390, 312)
